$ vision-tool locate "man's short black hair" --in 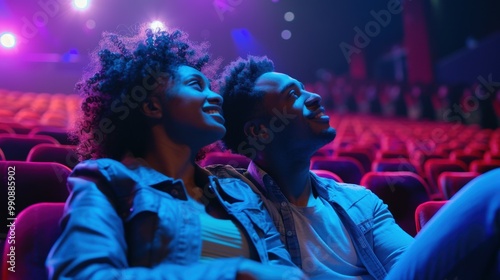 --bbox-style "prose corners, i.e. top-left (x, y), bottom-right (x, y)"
top-left (217, 56), bottom-right (274, 154)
